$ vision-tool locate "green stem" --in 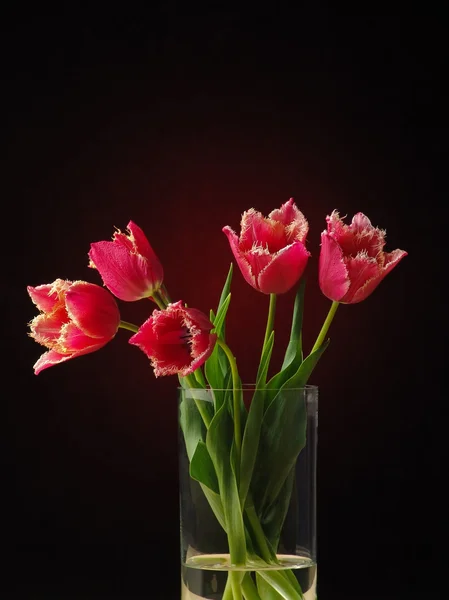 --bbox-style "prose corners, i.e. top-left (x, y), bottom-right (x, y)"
top-left (256, 293), bottom-right (277, 385)
top-left (241, 573), bottom-right (262, 600)
top-left (263, 293), bottom-right (277, 348)
top-left (215, 337), bottom-right (245, 599)
top-left (118, 320), bottom-right (139, 333)
top-left (310, 300), bottom-right (339, 354)
top-left (245, 501), bottom-right (274, 564)
top-left (150, 289), bottom-right (167, 310)
top-left (223, 576), bottom-right (234, 600)
top-left (245, 497), bottom-right (305, 598)
top-left (230, 571), bottom-right (243, 600)
top-left (216, 337), bottom-right (242, 469)
top-left (160, 283), bottom-right (172, 305)
top-left (194, 366), bottom-right (207, 388)
top-left (182, 374), bottom-right (212, 429)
